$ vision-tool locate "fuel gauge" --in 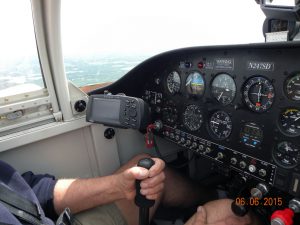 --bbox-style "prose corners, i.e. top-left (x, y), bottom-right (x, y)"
top-left (272, 141), bottom-right (300, 169)
top-left (278, 108), bottom-right (300, 137)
